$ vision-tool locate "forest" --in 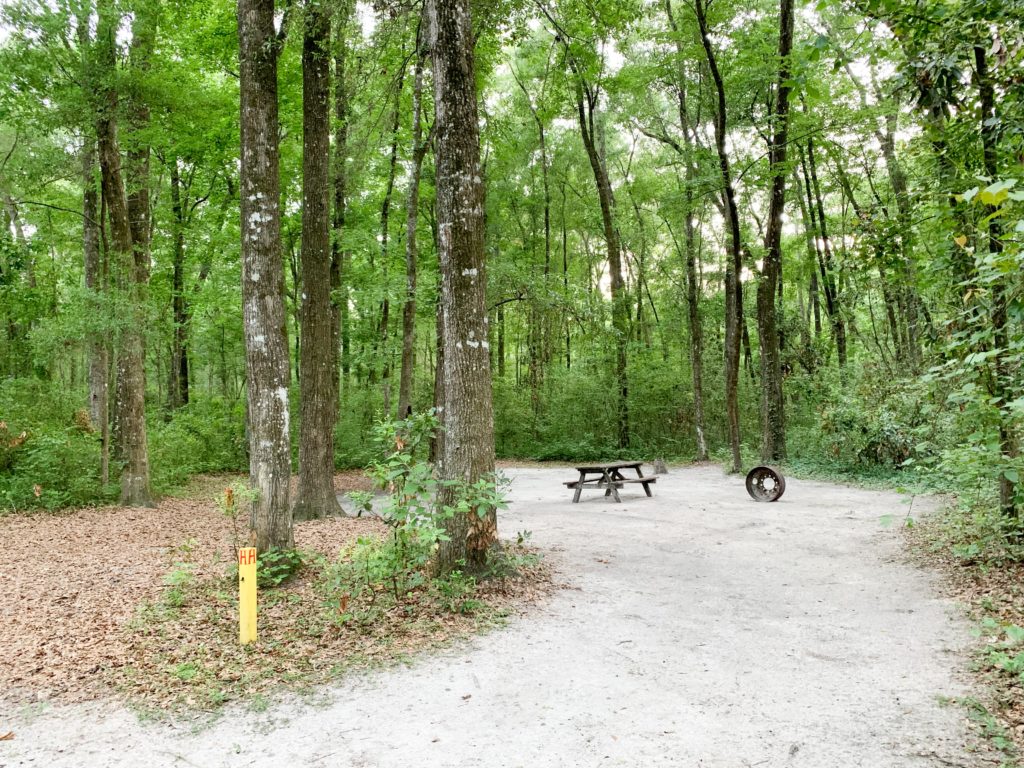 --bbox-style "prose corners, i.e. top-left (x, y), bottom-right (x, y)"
top-left (0, 0), bottom-right (1021, 559)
